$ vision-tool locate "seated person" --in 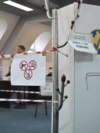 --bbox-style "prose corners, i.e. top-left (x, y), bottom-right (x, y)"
top-left (47, 67), bottom-right (52, 76)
